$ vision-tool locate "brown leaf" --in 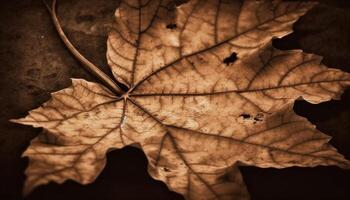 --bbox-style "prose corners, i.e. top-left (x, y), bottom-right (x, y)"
top-left (13, 0), bottom-right (350, 199)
